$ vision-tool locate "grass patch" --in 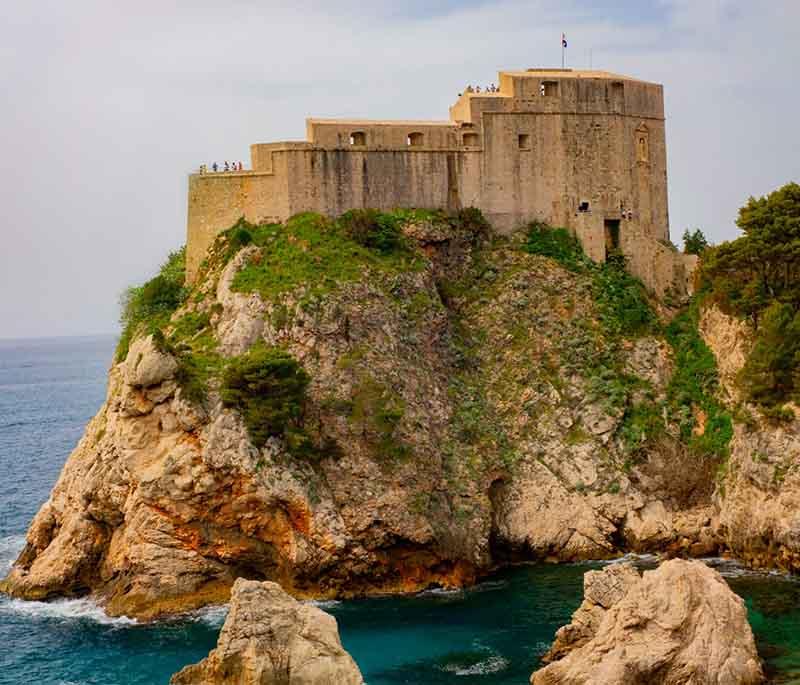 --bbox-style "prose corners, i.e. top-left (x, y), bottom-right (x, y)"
top-left (230, 212), bottom-right (425, 302)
